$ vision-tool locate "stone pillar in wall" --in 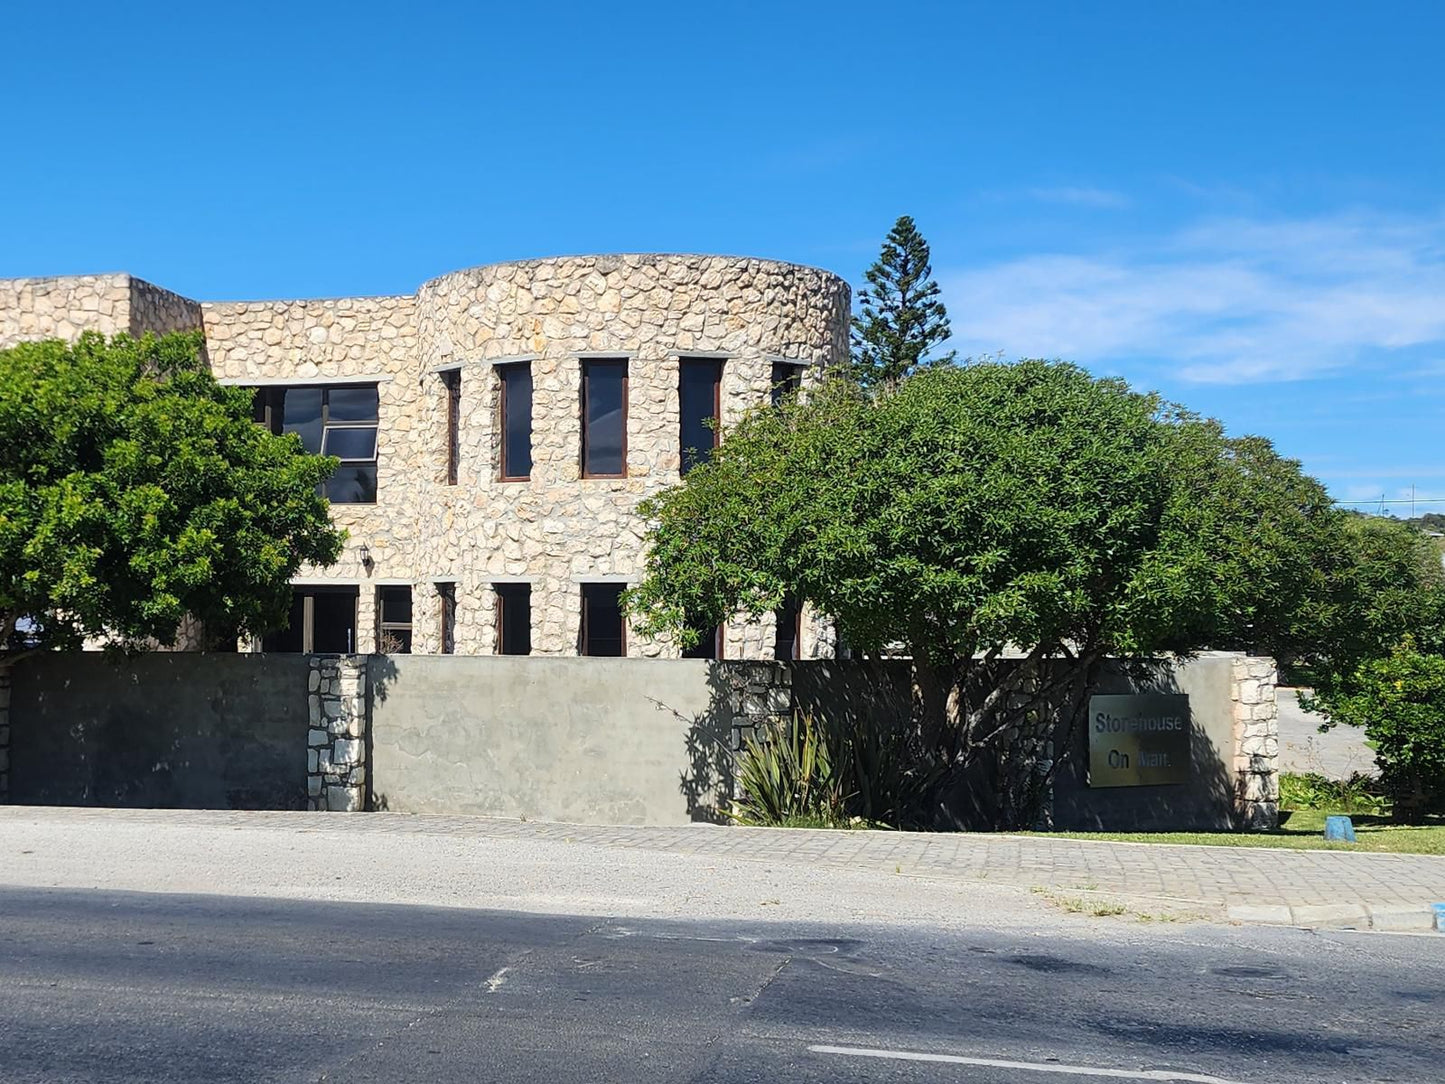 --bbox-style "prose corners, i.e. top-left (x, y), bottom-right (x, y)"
top-left (0, 670), bottom-right (10, 803)
top-left (307, 655), bottom-right (368, 811)
top-left (727, 662), bottom-right (793, 758)
top-left (1232, 655), bottom-right (1280, 829)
